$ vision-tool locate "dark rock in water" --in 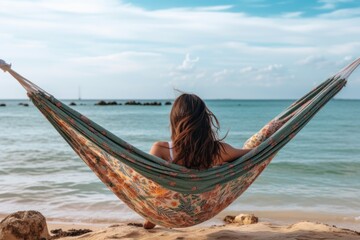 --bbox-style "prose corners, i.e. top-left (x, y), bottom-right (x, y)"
top-left (0, 103), bottom-right (6, 107)
top-left (107, 101), bottom-right (118, 105)
top-left (143, 101), bottom-right (161, 106)
top-left (95, 100), bottom-right (107, 106)
top-left (18, 103), bottom-right (29, 106)
top-left (95, 100), bottom-right (118, 106)
top-left (165, 101), bottom-right (172, 105)
top-left (0, 210), bottom-right (51, 240)
top-left (125, 100), bottom-right (142, 105)
top-left (124, 101), bottom-right (162, 106)
top-left (69, 102), bottom-right (77, 106)
top-left (51, 228), bottom-right (92, 238)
